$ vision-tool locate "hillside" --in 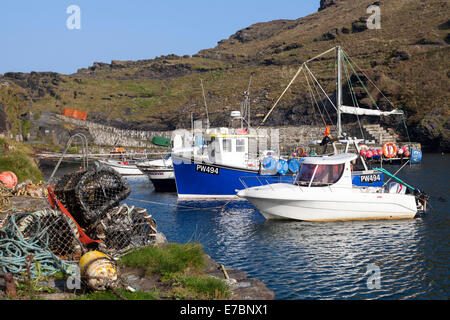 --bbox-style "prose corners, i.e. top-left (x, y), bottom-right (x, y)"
top-left (0, 0), bottom-right (449, 150)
